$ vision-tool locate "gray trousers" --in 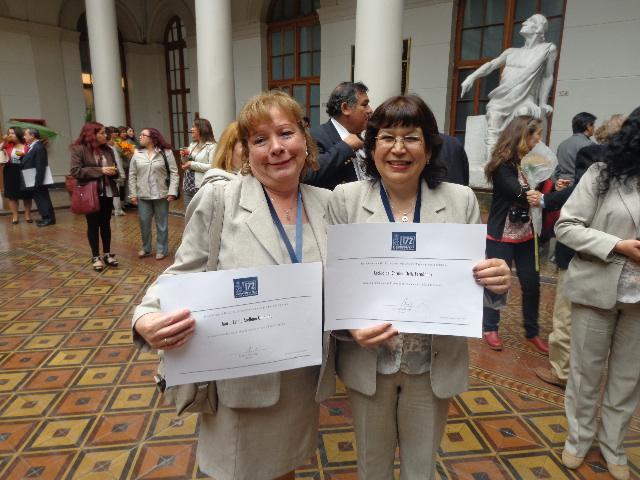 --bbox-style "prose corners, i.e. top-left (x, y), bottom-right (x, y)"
top-left (564, 301), bottom-right (640, 465)
top-left (348, 371), bottom-right (450, 480)
top-left (137, 198), bottom-right (169, 255)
